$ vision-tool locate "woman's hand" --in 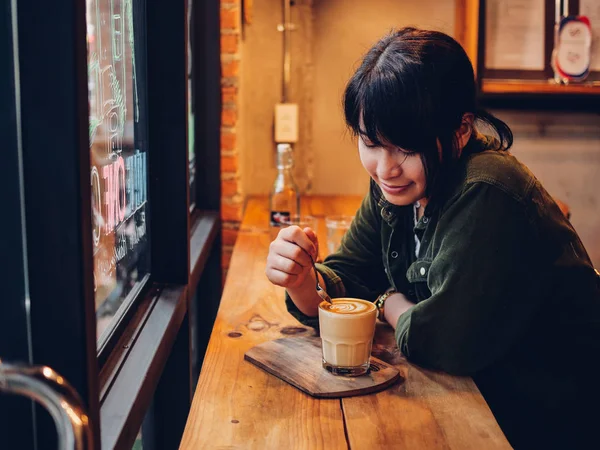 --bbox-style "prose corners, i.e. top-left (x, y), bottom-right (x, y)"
top-left (266, 226), bottom-right (319, 289)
